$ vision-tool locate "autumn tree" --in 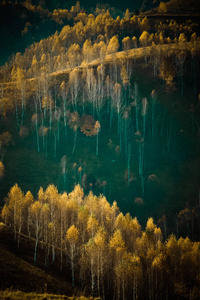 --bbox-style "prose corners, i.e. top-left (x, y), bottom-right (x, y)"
top-left (140, 17), bottom-right (150, 32)
top-left (109, 229), bottom-right (126, 299)
top-left (94, 228), bottom-right (108, 298)
top-left (69, 69), bottom-right (80, 110)
top-left (66, 225), bottom-right (79, 287)
top-left (30, 200), bottom-right (42, 265)
top-left (80, 114), bottom-right (96, 137)
top-left (11, 67), bottom-right (27, 125)
top-left (24, 190), bottom-right (34, 242)
top-left (87, 214), bottom-right (99, 238)
top-left (139, 31), bottom-right (150, 47)
top-left (112, 82), bottom-right (123, 141)
top-left (0, 161), bottom-right (4, 179)
top-left (82, 238), bottom-right (97, 295)
top-left (159, 56), bottom-right (176, 86)
top-left (60, 81), bottom-right (68, 137)
top-left (44, 184), bottom-right (60, 263)
top-left (83, 67), bottom-right (97, 115)
top-left (122, 36), bottom-right (131, 53)
top-left (158, 2), bottom-right (168, 14)
top-left (95, 121), bottom-right (101, 156)
top-left (83, 40), bottom-right (93, 63)
top-left (2, 184), bottom-right (25, 247)
top-left (139, 31), bottom-right (150, 65)
top-left (67, 44), bottom-right (82, 68)
top-left (96, 64), bottom-right (105, 121)
top-left (107, 36), bottom-right (120, 55)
